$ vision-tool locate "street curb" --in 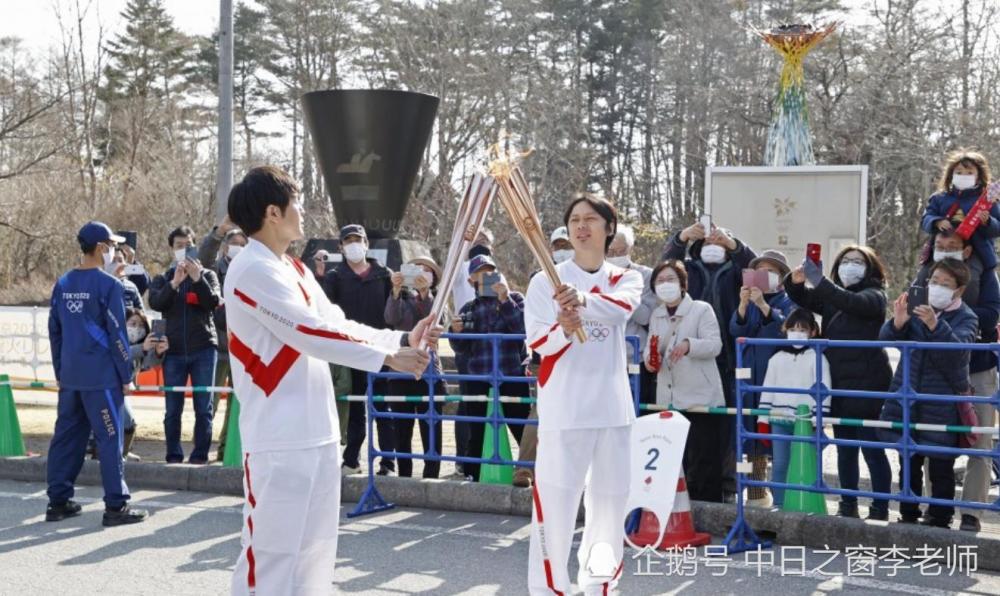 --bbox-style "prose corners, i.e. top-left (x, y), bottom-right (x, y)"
top-left (3, 455), bottom-right (998, 571)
